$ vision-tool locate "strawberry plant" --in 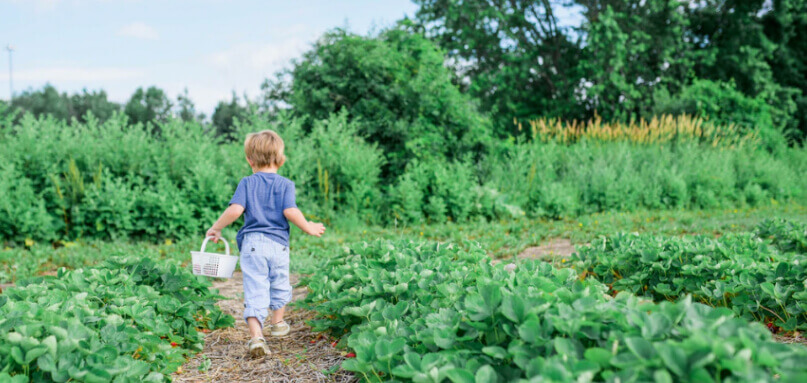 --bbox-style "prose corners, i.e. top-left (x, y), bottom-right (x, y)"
top-left (0, 257), bottom-right (234, 382)
top-left (300, 240), bottom-right (807, 382)
top-left (755, 219), bottom-right (807, 254)
top-left (573, 221), bottom-right (807, 331)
